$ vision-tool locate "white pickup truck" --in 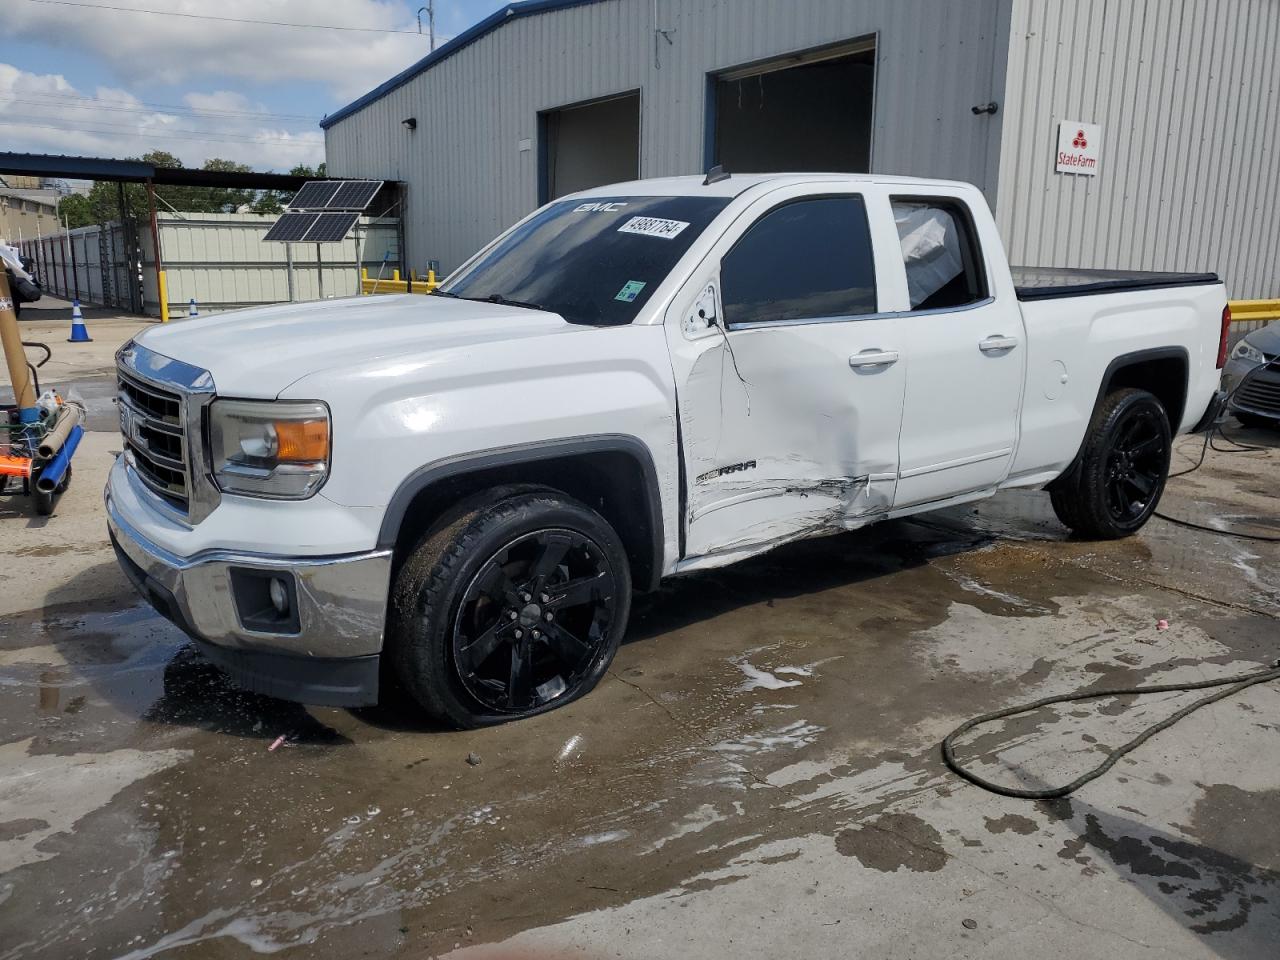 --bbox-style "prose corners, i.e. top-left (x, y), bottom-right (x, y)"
top-left (107, 173), bottom-right (1230, 727)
